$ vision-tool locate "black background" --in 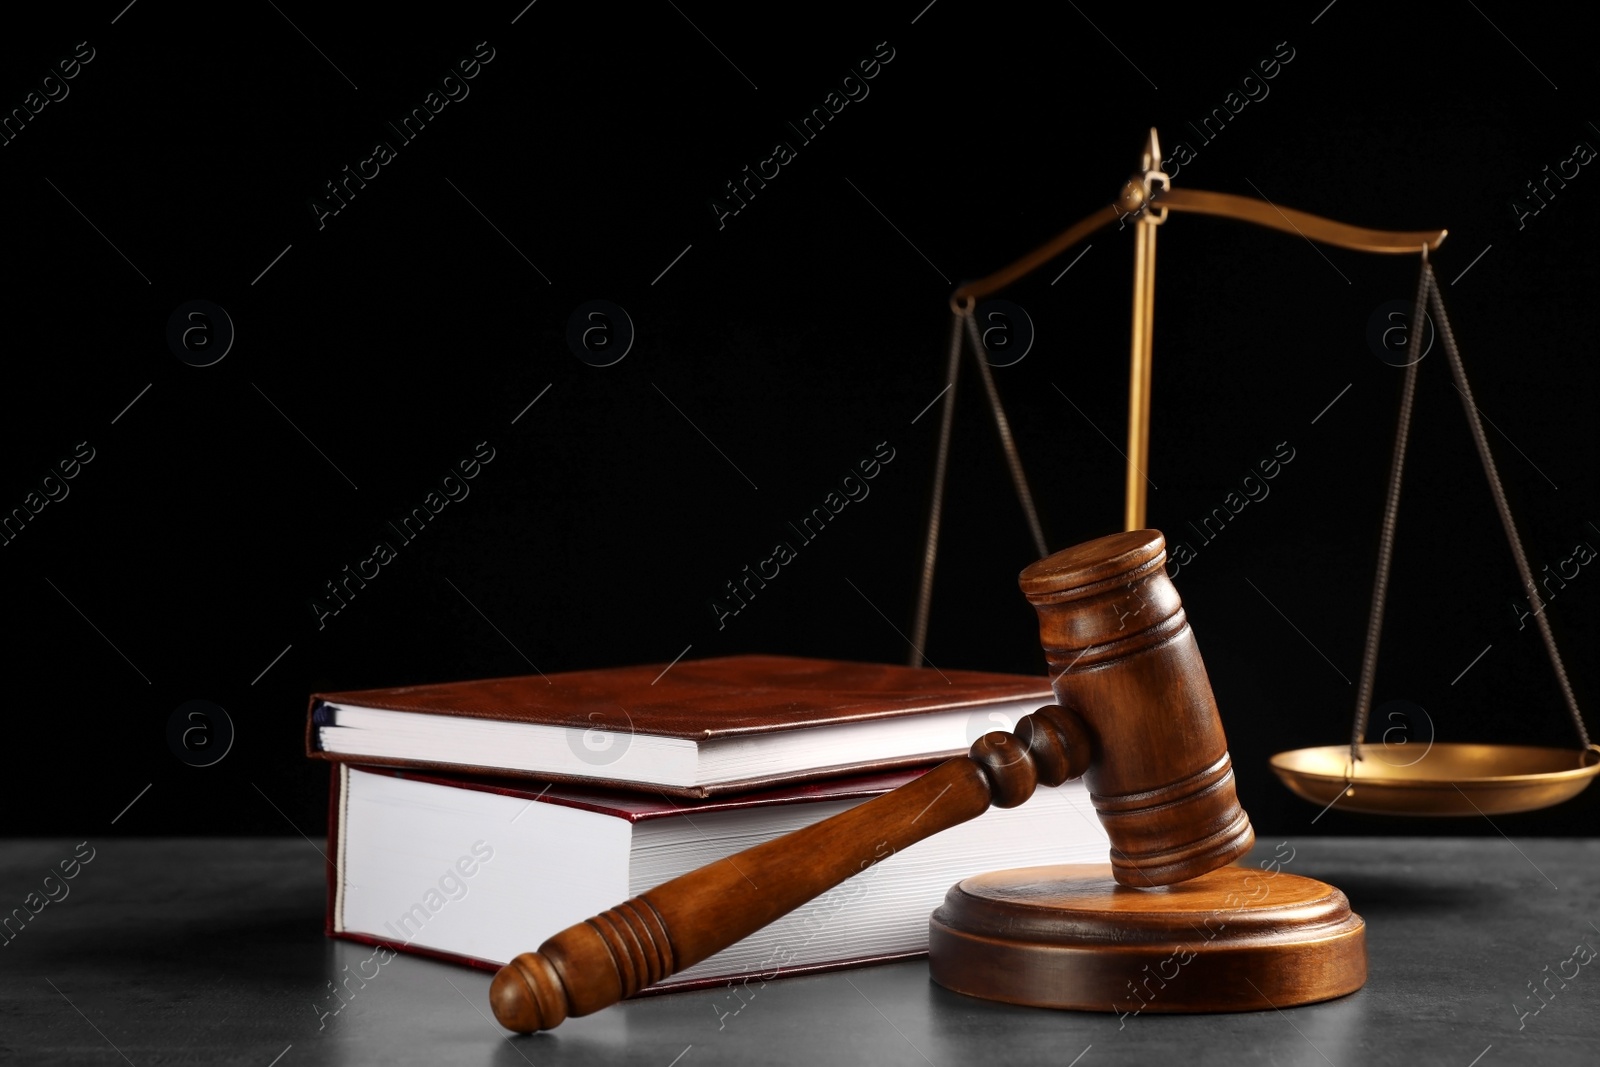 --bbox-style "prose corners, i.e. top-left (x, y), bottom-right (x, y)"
top-left (3, 2), bottom-right (1595, 839)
